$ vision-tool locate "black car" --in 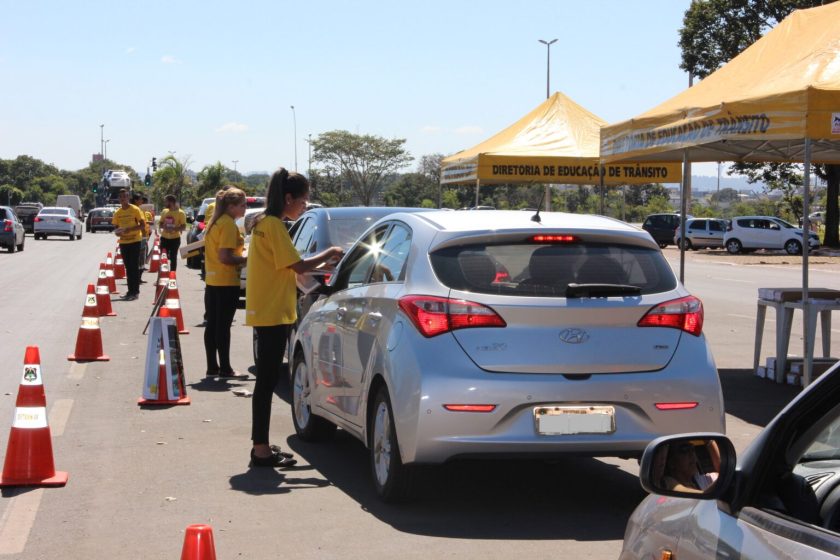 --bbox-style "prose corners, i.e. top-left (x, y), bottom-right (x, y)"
top-left (13, 202), bottom-right (43, 234)
top-left (0, 206), bottom-right (25, 252)
top-left (642, 213), bottom-right (693, 248)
